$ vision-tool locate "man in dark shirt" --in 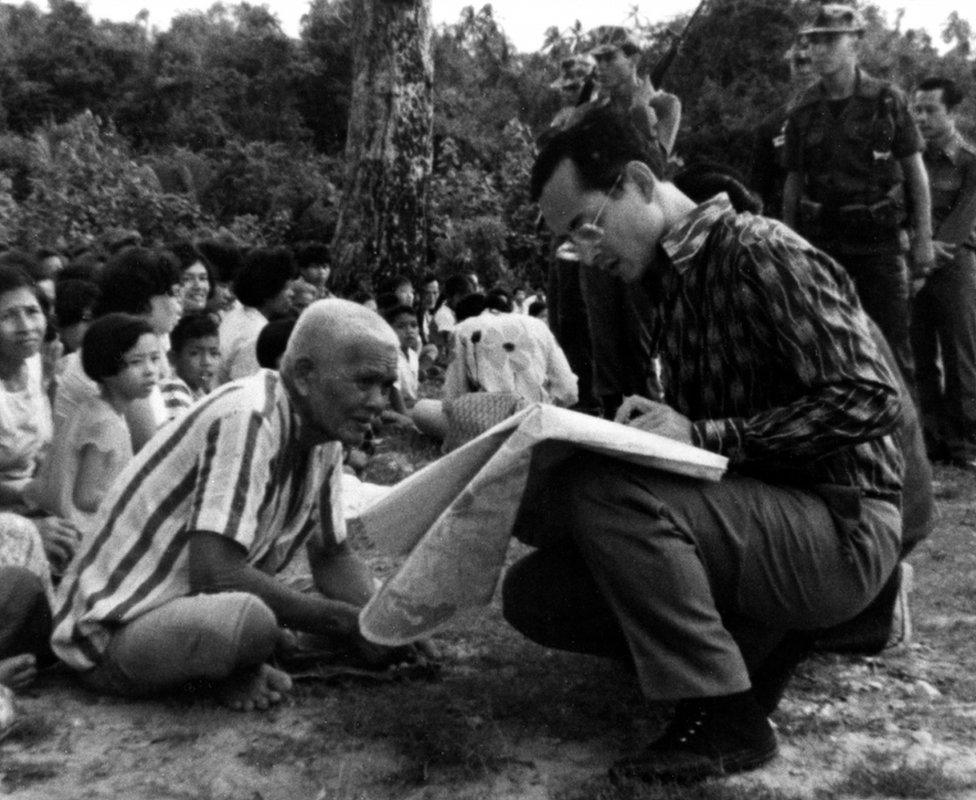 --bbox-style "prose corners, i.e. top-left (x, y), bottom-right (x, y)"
top-left (782, 4), bottom-right (933, 384)
top-left (504, 105), bottom-right (904, 782)
top-left (911, 77), bottom-right (976, 468)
